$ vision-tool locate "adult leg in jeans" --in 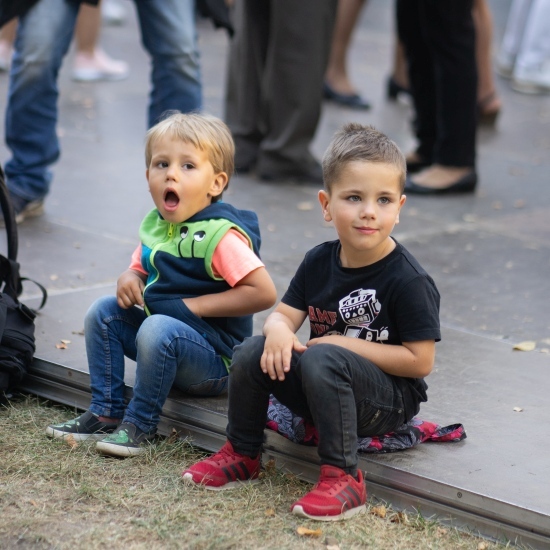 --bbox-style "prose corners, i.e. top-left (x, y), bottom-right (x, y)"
top-left (123, 314), bottom-right (228, 434)
top-left (228, 336), bottom-right (406, 473)
top-left (4, 0), bottom-right (79, 203)
top-left (133, 0), bottom-right (202, 127)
